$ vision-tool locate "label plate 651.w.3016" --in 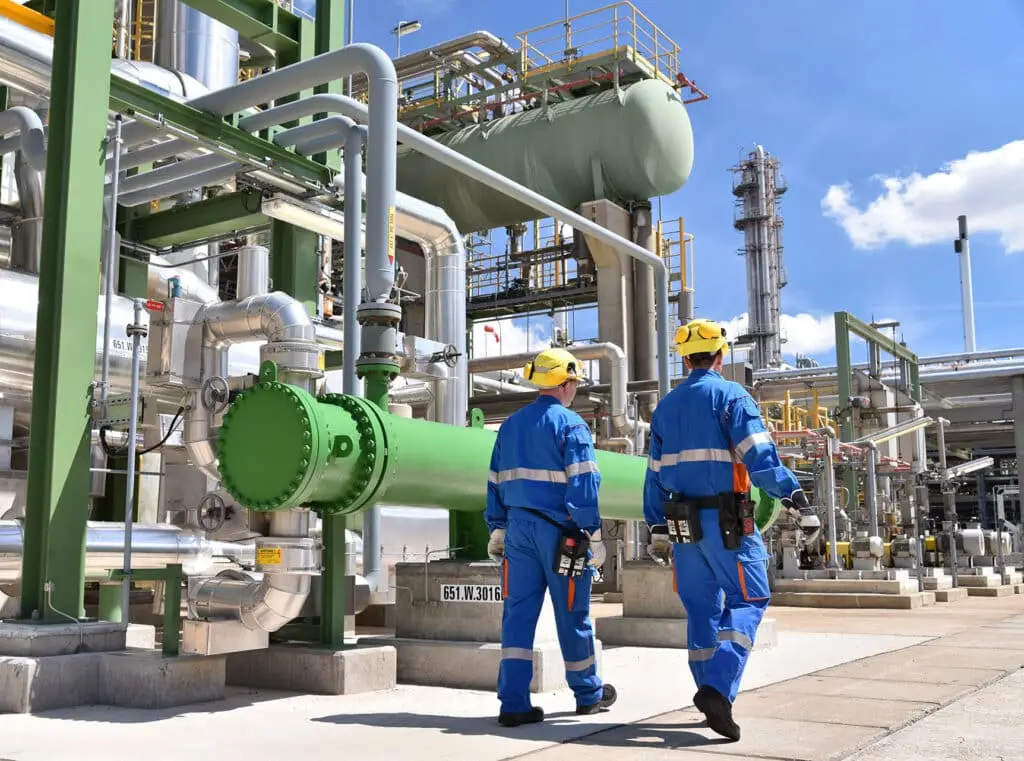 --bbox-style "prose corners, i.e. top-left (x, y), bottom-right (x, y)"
top-left (439, 584), bottom-right (503, 603)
